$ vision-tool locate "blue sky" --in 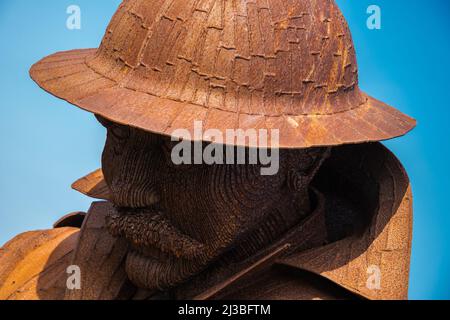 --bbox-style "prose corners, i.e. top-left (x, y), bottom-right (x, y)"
top-left (0, 0), bottom-right (449, 299)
